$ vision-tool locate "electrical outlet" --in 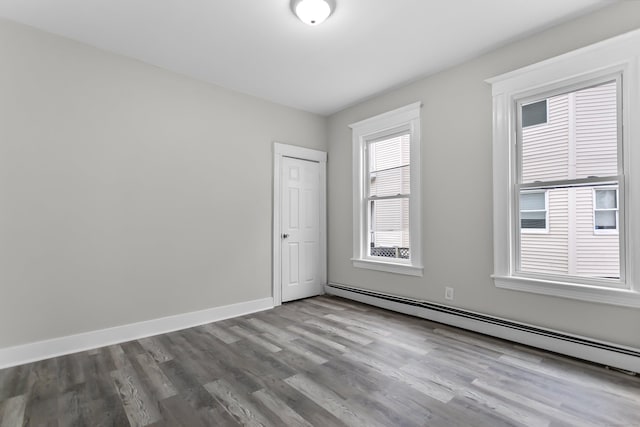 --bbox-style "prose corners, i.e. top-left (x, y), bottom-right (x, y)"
top-left (445, 287), bottom-right (454, 301)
